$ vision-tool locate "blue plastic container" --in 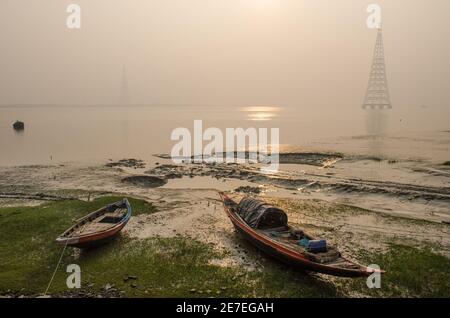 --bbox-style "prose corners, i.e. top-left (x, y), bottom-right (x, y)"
top-left (307, 240), bottom-right (327, 253)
